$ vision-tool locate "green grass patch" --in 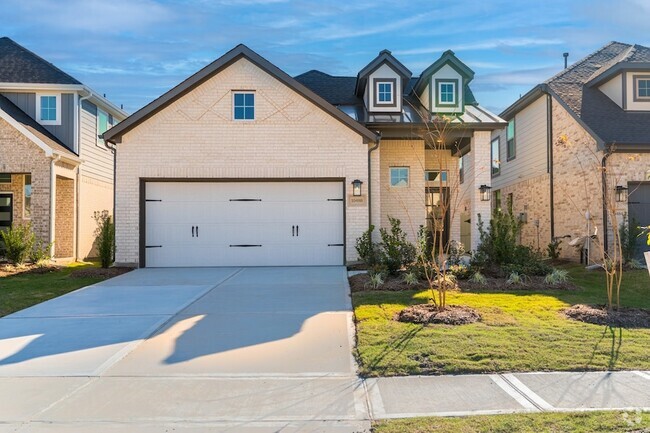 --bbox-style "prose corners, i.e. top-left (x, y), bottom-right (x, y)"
top-left (373, 410), bottom-right (650, 433)
top-left (354, 265), bottom-right (650, 376)
top-left (0, 262), bottom-right (104, 317)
